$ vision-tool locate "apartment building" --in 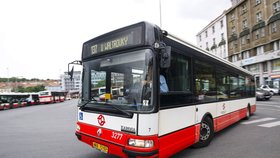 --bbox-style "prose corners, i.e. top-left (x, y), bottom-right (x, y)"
top-left (197, 12), bottom-right (229, 60)
top-left (60, 71), bottom-right (82, 91)
top-left (226, 0), bottom-right (280, 87)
